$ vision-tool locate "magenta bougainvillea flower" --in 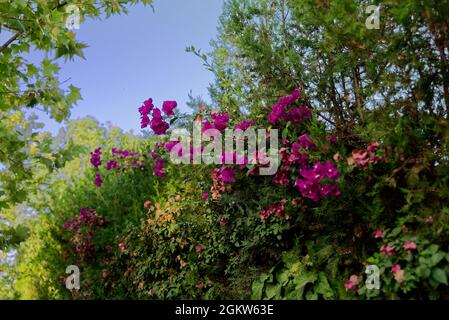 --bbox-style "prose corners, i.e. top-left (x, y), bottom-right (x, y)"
top-left (138, 98), bottom-right (154, 115)
top-left (267, 104), bottom-right (285, 124)
top-left (220, 167), bottom-right (235, 183)
top-left (111, 148), bottom-right (139, 158)
top-left (154, 157), bottom-right (165, 177)
top-left (140, 113), bottom-right (150, 129)
top-left (380, 244), bottom-right (396, 256)
top-left (318, 183), bottom-right (340, 197)
top-left (201, 193), bottom-right (209, 200)
top-left (150, 108), bottom-right (169, 135)
top-left (162, 100), bottom-right (177, 116)
top-left (139, 99), bottom-right (154, 128)
top-left (138, 98), bottom-right (173, 134)
top-left (284, 105), bottom-right (311, 124)
top-left (201, 119), bottom-right (215, 133)
top-left (294, 160), bottom-right (340, 201)
top-left (272, 170), bottom-right (290, 186)
top-left (235, 120), bottom-right (256, 131)
top-left (94, 173), bottom-right (103, 187)
top-left (90, 147), bottom-right (102, 168)
top-left (211, 112), bottom-right (230, 132)
top-left (298, 134), bottom-right (316, 149)
top-left (300, 167), bottom-right (324, 184)
top-left (294, 179), bottom-right (321, 201)
top-left (267, 88), bottom-right (306, 124)
top-left (317, 161), bottom-right (340, 180)
top-left (106, 160), bottom-right (118, 171)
